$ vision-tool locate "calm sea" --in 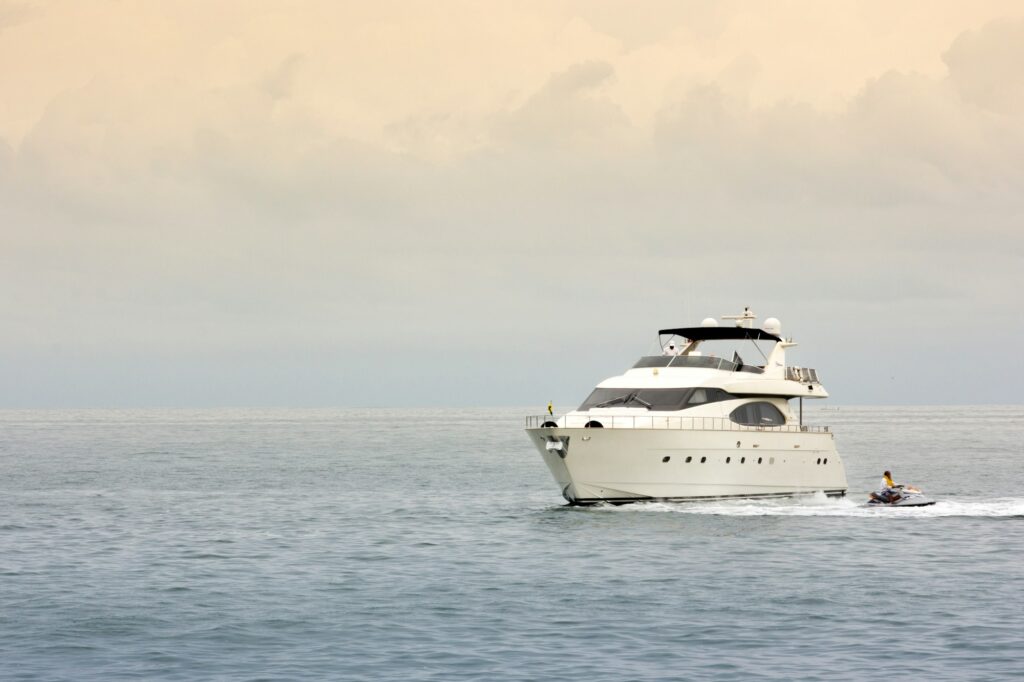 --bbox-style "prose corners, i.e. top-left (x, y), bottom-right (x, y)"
top-left (1, 406), bottom-right (1022, 681)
